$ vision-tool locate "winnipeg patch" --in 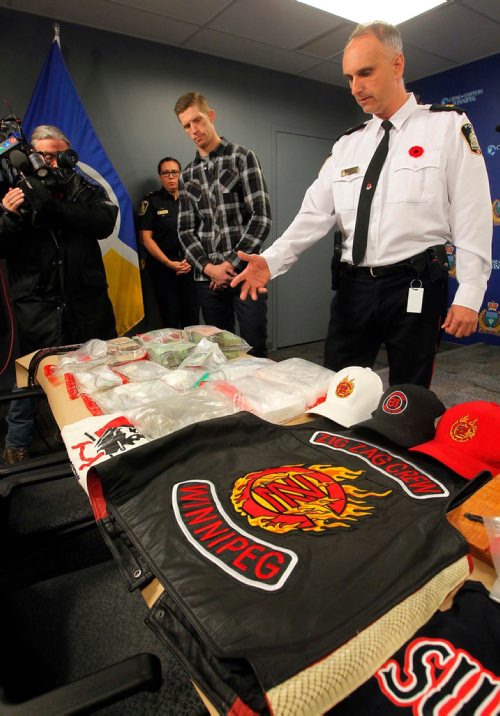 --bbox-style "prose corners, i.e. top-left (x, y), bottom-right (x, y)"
top-left (461, 123), bottom-right (482, 155)
top-left (173, 480), bottom-right (298, 590)
top-left (138, 199), bottom-right (149, 216)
